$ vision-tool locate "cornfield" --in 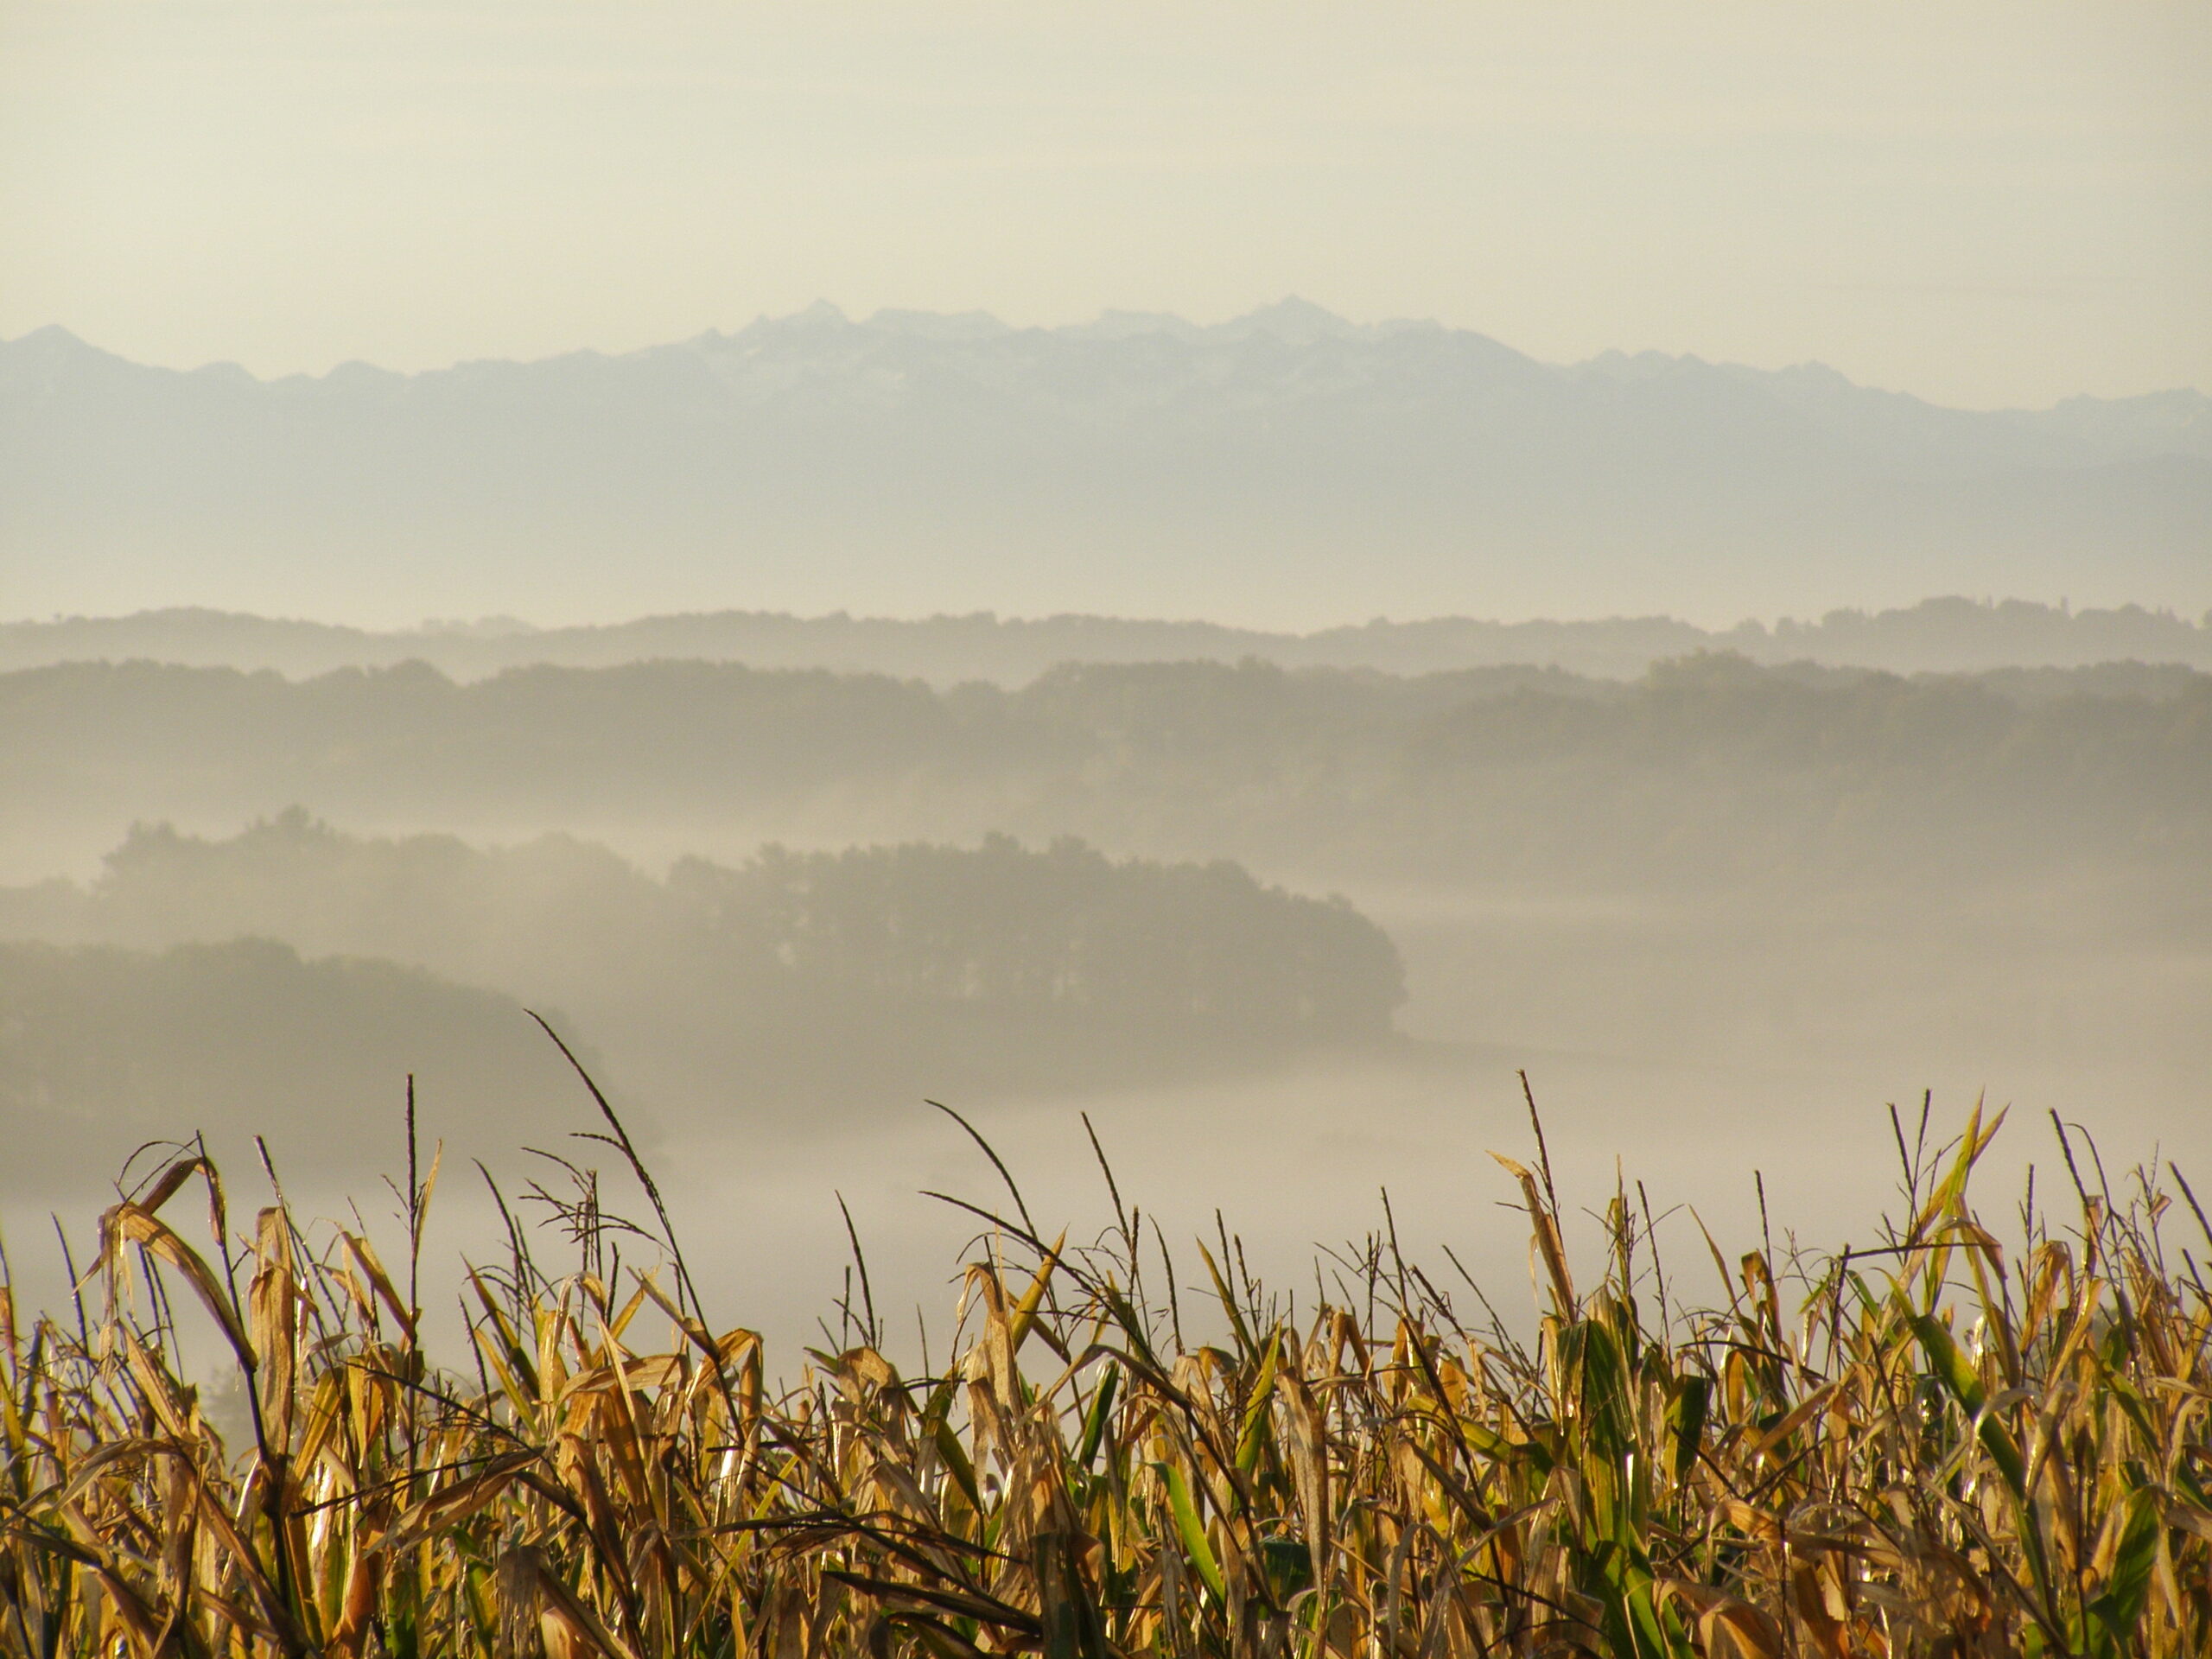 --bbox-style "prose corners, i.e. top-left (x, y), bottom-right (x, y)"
top-left (3, 1063), bottom-right (2209, 1658)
